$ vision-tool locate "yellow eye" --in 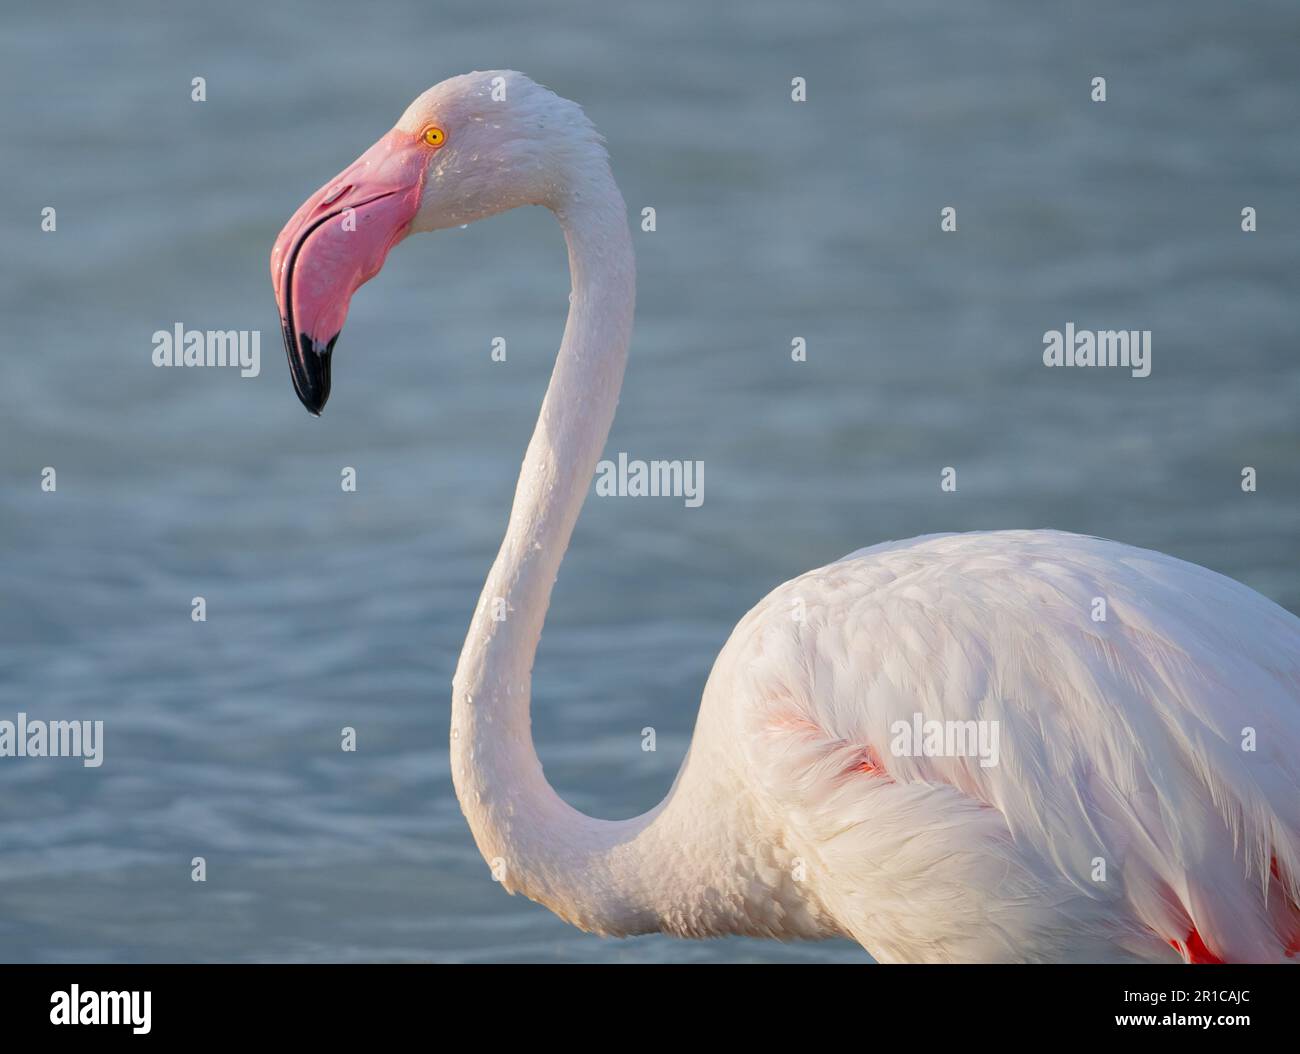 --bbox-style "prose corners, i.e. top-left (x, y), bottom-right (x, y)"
top-left (423, 126), bottom-right (446, 147)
